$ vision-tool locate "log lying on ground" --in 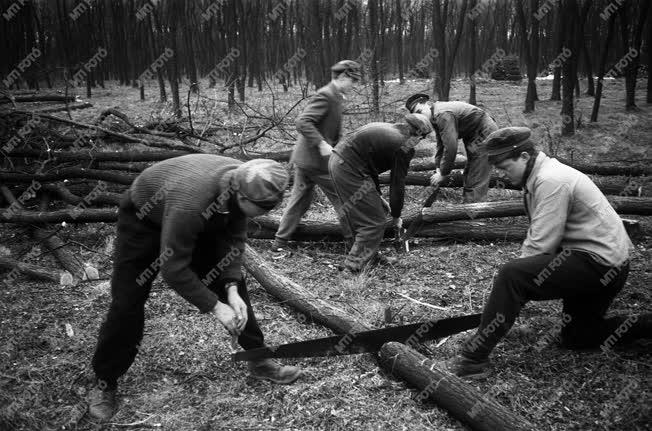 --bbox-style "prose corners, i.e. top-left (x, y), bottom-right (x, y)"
top-left (379, 342), bottom-right (533, 431)
top-left (0, 208), bottom-right (641, 242)
top-left (42, 183), bottom-right (122, 206)
top-left (7, 148), bottom-right (190, 163)
top-left (0, 168), bottom-right (137, 185)
top-left (243, 244), bottom-right (369, 333)
top-left (379, 171), bottom-right (642, 196)
top-left (32, 102), bottom-right (93, 113)
top-left (242, 147), bottom-right (442, 162)
top-left (0, 94), bottom-right (78, 104)
top-left (410, 158), bottom-right (652, 177)
top-left (420, 196), bottom-right (652, 222)
top-left (0, 256), bottom-right (63, 283)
